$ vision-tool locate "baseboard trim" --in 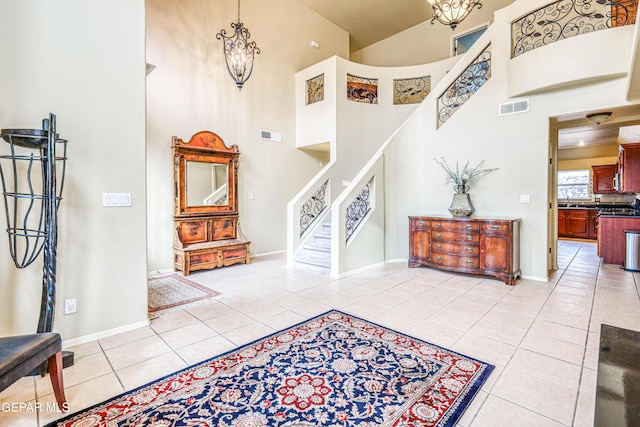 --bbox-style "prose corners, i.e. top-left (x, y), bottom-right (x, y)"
top-left (251, 250), bottom-right (286, 259)
top-left (62, 319), bottom-right (150, 349)
top-left (330, 261), bottom-right (387, 279)
top-left (521, 274), bottom-right (549, 282)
